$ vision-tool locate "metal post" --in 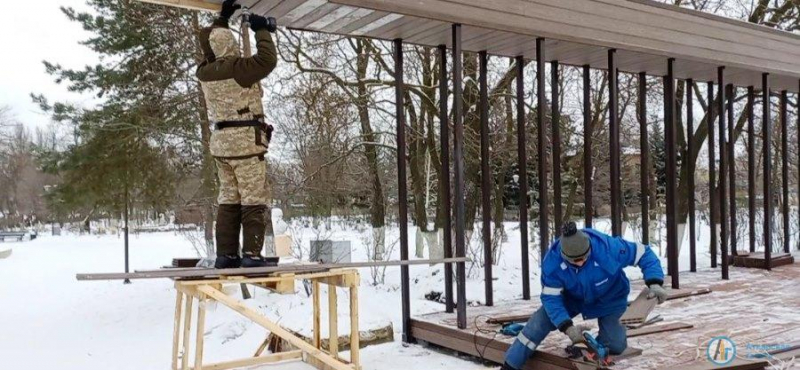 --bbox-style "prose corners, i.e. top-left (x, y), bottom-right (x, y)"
top-left (393, 38), bottom-right (412, 342)
top-left (584, 65), bottom-right (593, 228)
top-left (516, 56), bottom-right (531, 300)
top-left (747, 86), bottom-right (756, 253)
top-left (123, 179), bottom-right (131, 285)
top-left (609, 49), bottom-right (621, 236)
top-left (718, 67), bottom-right (729, 280)
top-left (479, 50), bottom-right (493, 306)
top-left (437, 44), bottom-right (454, 313)
top-left (452, 24), bottom-right (468, 329)
top-left (762, 73), bottom-right (772, 269)
top-left (687, 79), bottom-right (696, 272)
top-left (638, 72), bottom-right (649, 245)
top-left (780, 90), bottom-right (789, 254)
top-left (727, 84), bottom-right (737, 257)
top-left (666, 60), bottom-right (679, 288)
top-left (536, 38), bottom-right (549, 259)
top-left (552, 61), bottom-right (563, 233)
top-left (708, 82), bottom-right (718, 268)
